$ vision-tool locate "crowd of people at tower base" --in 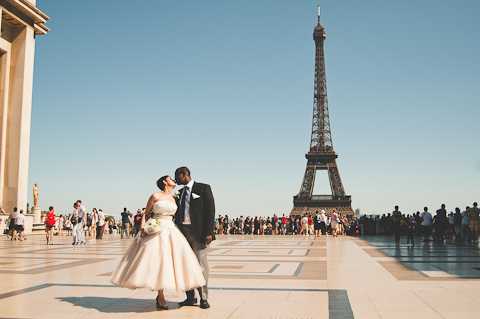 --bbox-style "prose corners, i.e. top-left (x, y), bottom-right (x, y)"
top-left (213, 202), bottom-right (480, 246)
top-left (214, 210), bottom-right (359, 237)
top-left (358, 202), bottom-right (480, 246)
